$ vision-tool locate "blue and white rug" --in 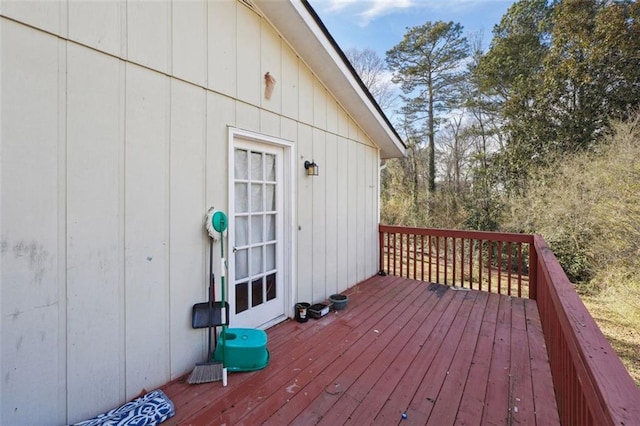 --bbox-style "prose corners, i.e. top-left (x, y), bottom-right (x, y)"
top-left (72, 389), bottom-right (175, 426)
